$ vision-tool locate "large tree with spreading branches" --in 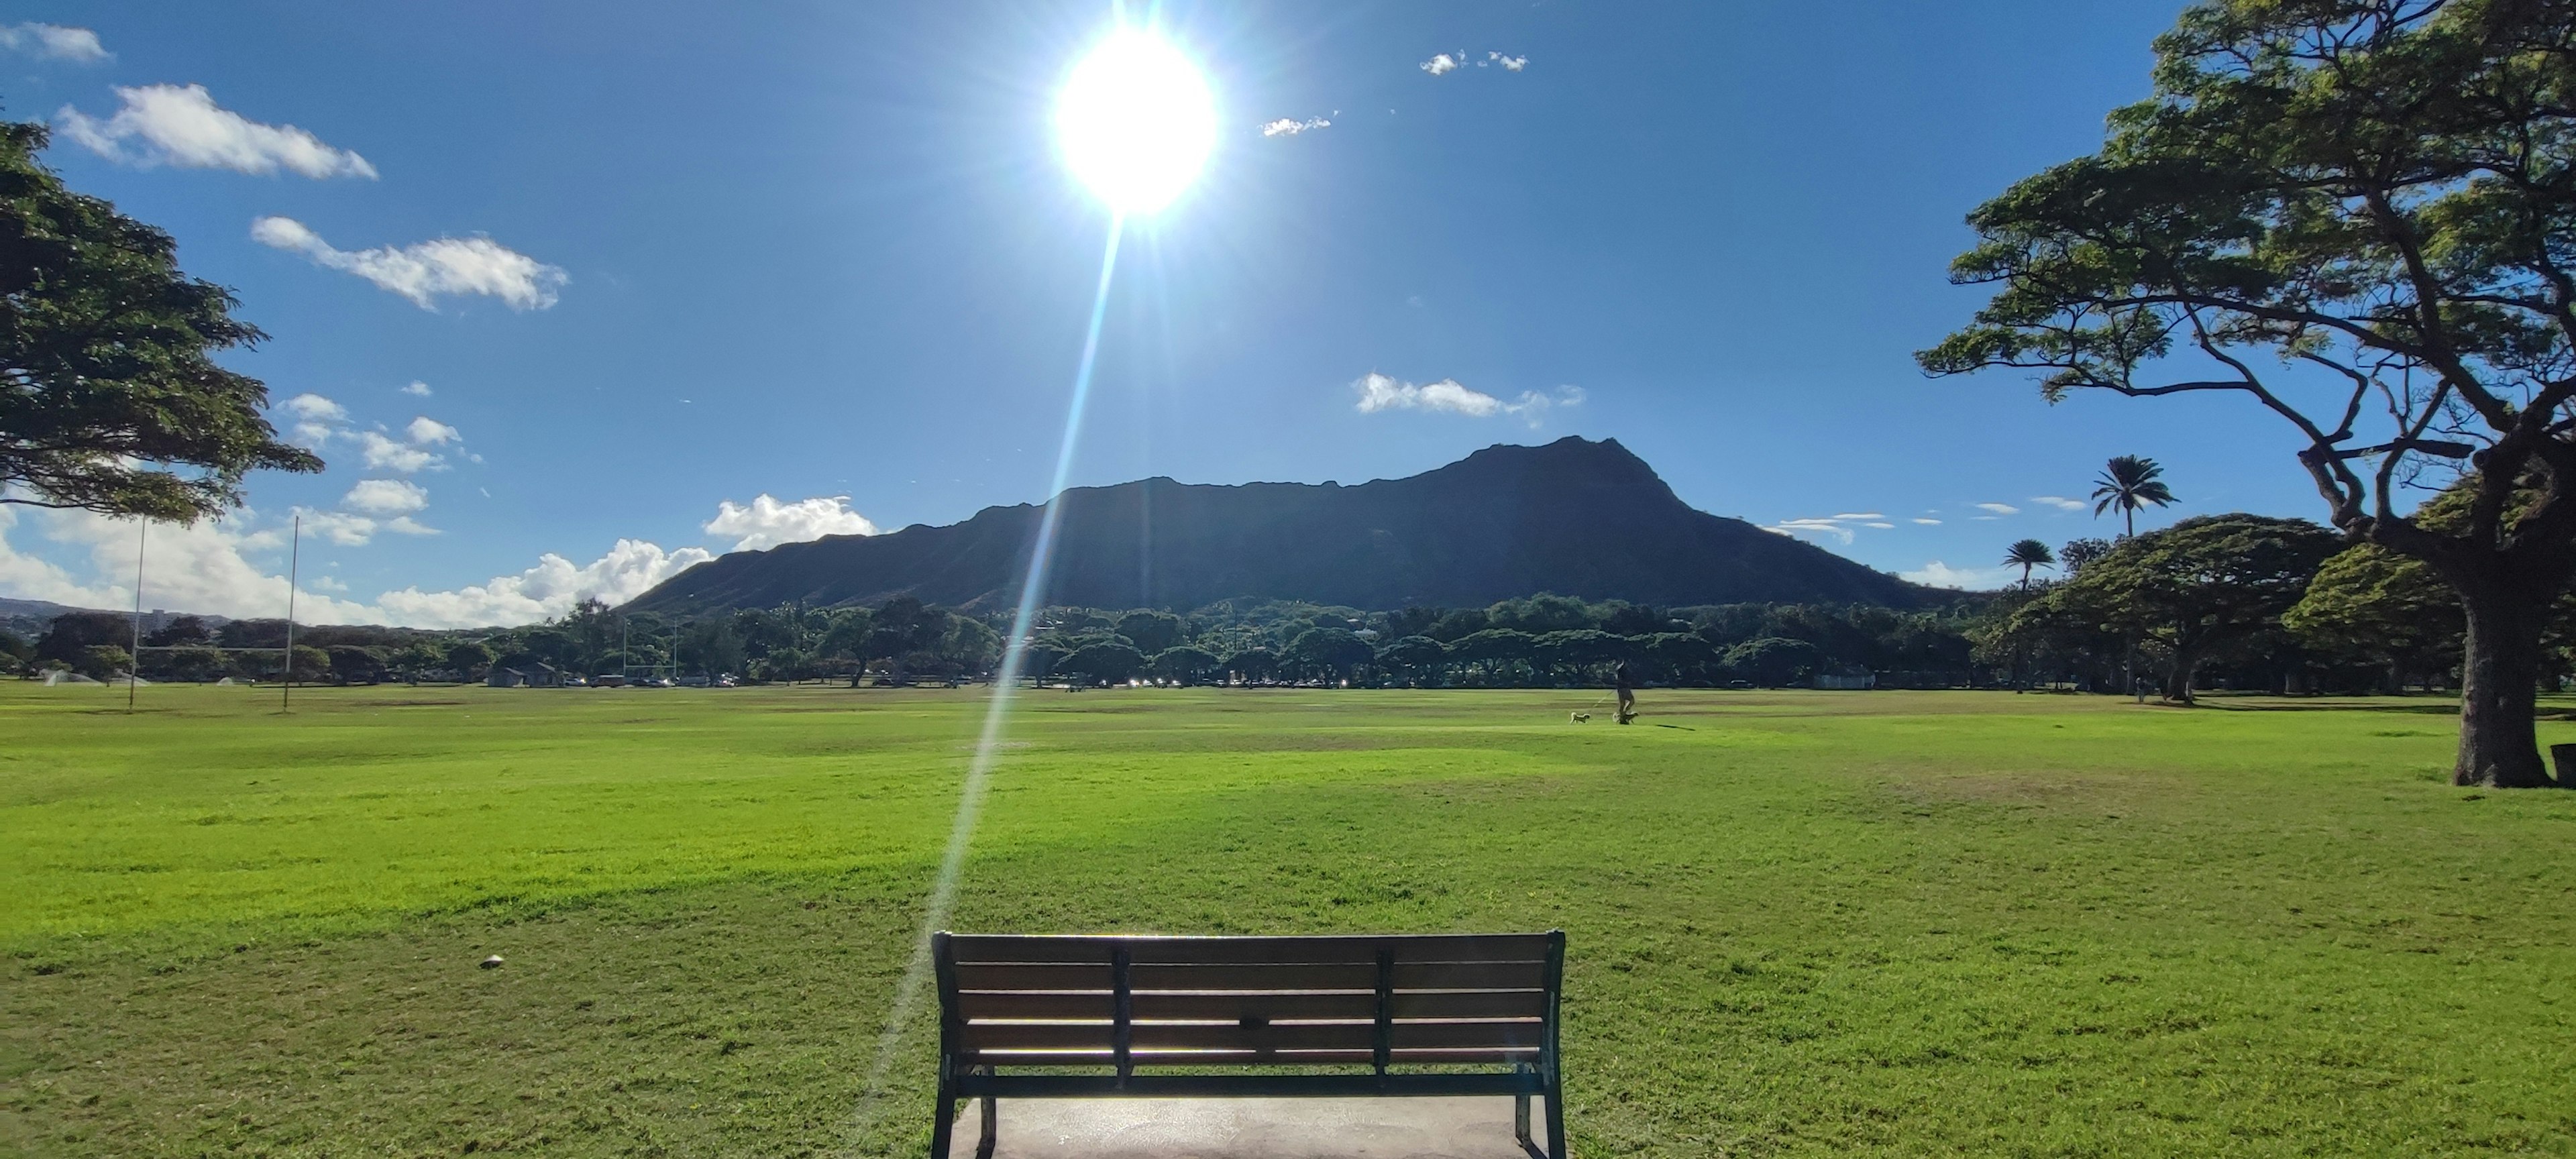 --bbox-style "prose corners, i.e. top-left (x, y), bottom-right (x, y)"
top-left (3, 119), bottom-right (317, 520)
top-left (1921, 0), bottom-right (2576, 786)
